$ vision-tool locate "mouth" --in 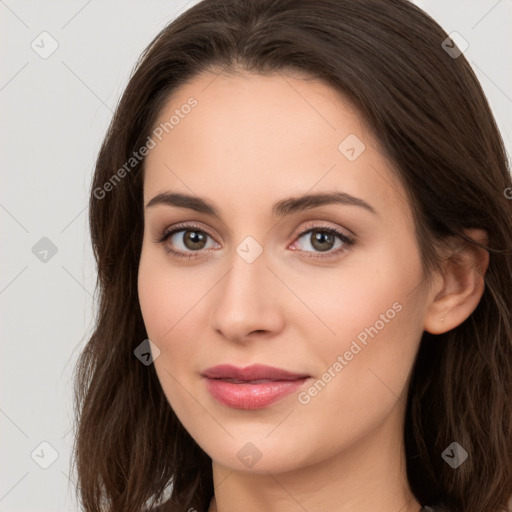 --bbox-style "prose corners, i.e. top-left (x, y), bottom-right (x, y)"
top-left (201, 364), bottom-right (311, 410)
